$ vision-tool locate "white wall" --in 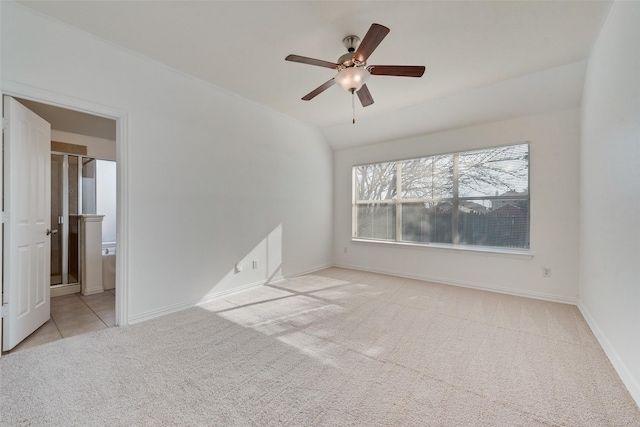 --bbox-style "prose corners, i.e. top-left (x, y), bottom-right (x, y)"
top-left (579, 1), bottom-right (640, 405)
top-left (334, 108), bottom-right (581, 302)
top-left (2, 2), bottom-right (333, 322)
